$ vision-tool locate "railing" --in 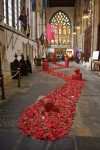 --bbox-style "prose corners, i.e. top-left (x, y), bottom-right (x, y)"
top-left (0, 68), bottom-right (21, 100)
top-left (0, 74), bottom-right (5, 100)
